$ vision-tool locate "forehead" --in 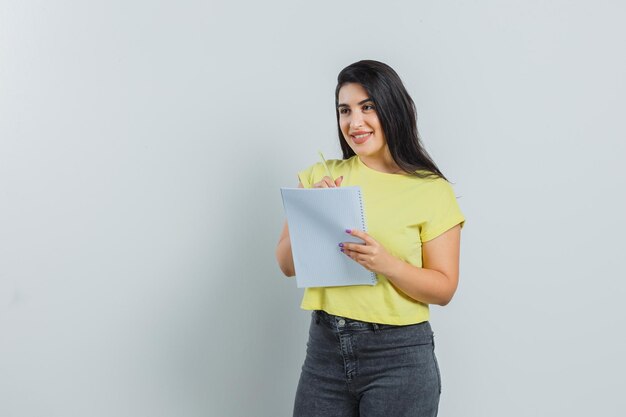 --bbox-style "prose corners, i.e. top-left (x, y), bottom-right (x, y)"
top-left (338, 83), bottom-right (370, 104)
